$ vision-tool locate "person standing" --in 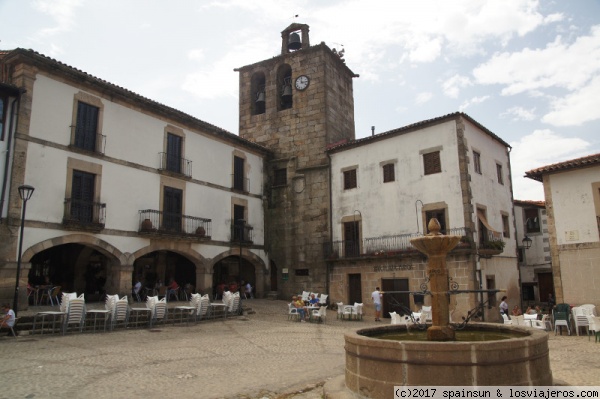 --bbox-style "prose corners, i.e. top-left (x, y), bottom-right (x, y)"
top-left (499, 296), bottom-right (509, 317)
top-left (371, 287), bottom-right (383, 322)
top-left (1, 303), bottom-right (16, 335)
